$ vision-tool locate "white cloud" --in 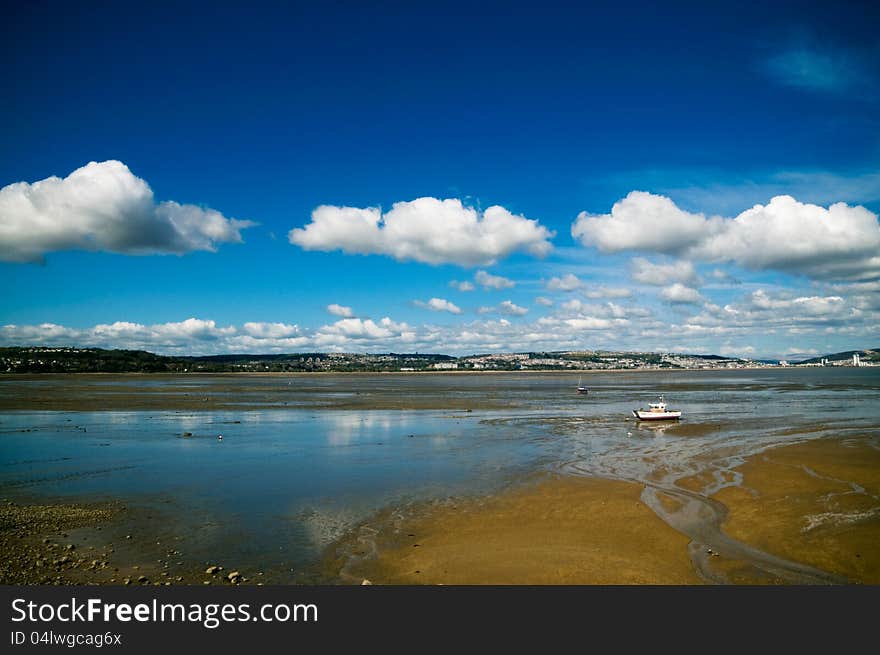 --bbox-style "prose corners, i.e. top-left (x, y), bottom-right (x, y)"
top-left (572, 191), bottom-right (720, 255)
top-left (661, 283), bottom-right (703, 305)
top-left (574, 192), bottom-right (880, 281)
top-left (695, 195), bottom-right (880, 280)
top-left (242, 322), bottom-right (301, 339)
top-left (474, 270), bottom-right (515, 290)
top-left (289, 197), bottom-right (554, 266)
top-left (315, 317), bottom-right (413, 342)
top-left (0, 161), bottom-right (255, 263)
top-left (746, 289), bottom-right (845, 316)
top-left (561, 317), bottom-right (615, 330)
top-left (546, 273), bottom-right (583, 291)
top-left (498, 300), bottom-right (528, 316)
top-left (584, 286), bottom-right (633, 299)
top-left (630, 258), bottom-right (699, 286)
top-left (449, 280), bottom-right (475, 292)
top-left (680, 288), bottom-right (867, 345)
top-left (556, 299), bottom-right (646, 321)
top-left (718, 344), bottom-right (756, 358)
top-left (534, 296), bottom-right (554, 306)
top-left (478, 301), bottom-right (530, 316)
top-left (2, 291), bottom-right (874, 359)
top-left (327, 304), bottom-right (354, 317)
top-left (415, 297), bottom-right (463, 314)
top-left (560, 299), bottom-right (589, 313)
top-left (707, 269), bottom-right (740, 285)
